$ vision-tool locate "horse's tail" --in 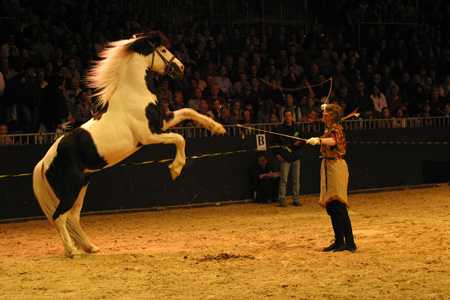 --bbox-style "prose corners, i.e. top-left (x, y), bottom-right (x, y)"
top-left (32, 160), bottom-right (59, 224)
